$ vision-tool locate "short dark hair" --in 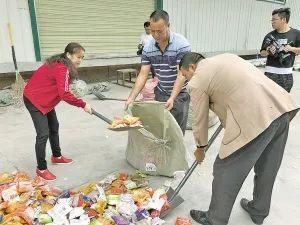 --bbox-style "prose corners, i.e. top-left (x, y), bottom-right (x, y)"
top-left (150, 10), bottom-right (169, 24)
top-left (272, 7), bottom-right (290, 23)
top-left (179, 52), bottom-right (205, 69)
top-left (144, 21), bottom-right (150, 28)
